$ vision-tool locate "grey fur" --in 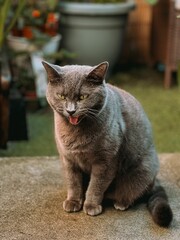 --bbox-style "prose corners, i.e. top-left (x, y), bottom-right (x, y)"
top-left (43, 61), bottom-right (172, 226)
